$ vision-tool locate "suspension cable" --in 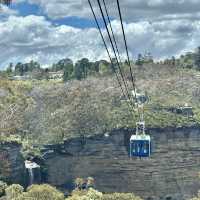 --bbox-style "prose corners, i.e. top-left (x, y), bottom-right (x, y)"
top-left (87, 0), bottom-right (135, 115)
top-left (102, 0), bottom-right (141, 121)
top-left (116, 0), bottom-right (141, 120)
top-left (102, 0), bottom-right (138, 110)
top-left (96, 0), bottom-right (135, 111)
top-left (116, 0), bottom-right (135, 90)
top-left (102, 0), bottom-right (123, 71)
